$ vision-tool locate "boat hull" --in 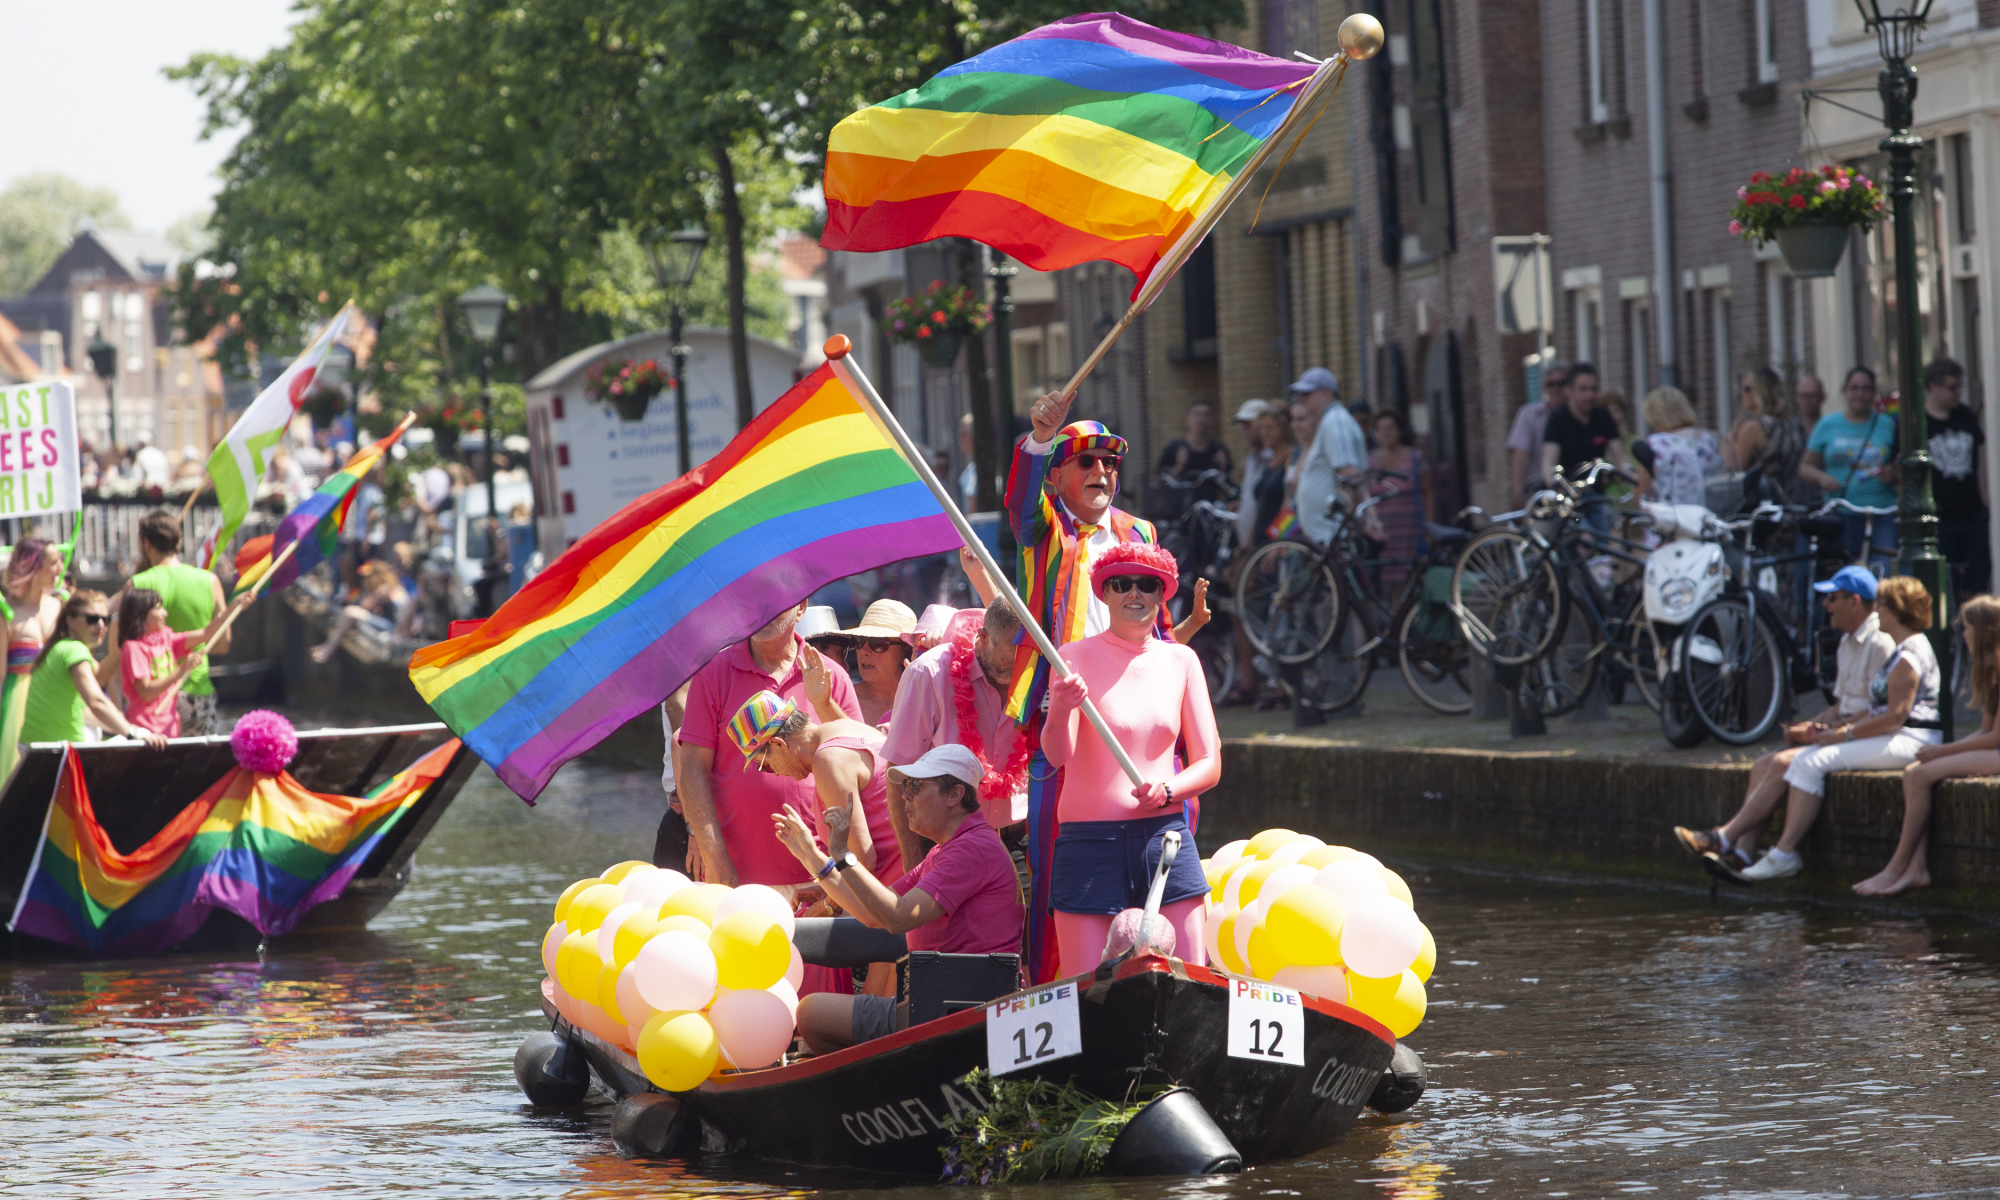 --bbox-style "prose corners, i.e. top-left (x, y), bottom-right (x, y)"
top-left (545, 955), bottom-right (1396, 1175)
